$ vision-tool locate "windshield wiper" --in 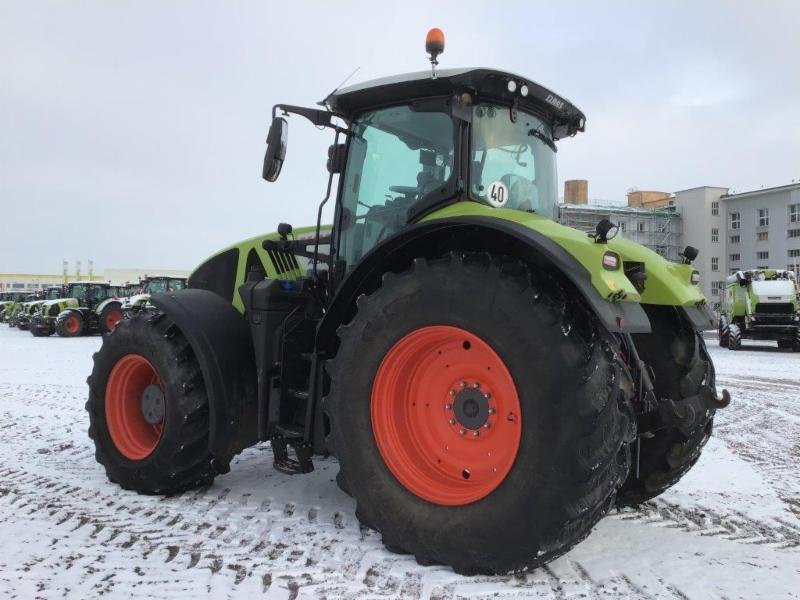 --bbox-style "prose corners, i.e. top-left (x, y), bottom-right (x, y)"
top-left (528, 128), bottom-right (557, 152)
